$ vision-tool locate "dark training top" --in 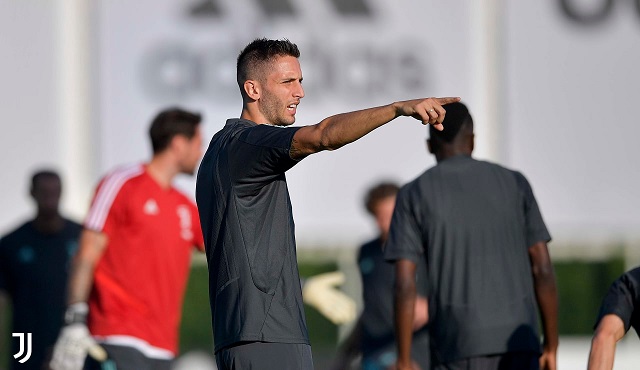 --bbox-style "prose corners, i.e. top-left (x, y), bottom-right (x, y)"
top-left (196, 118), bottom-right (308, 352)
top-left (358, 238), bottom-right (430, 369)
top-left (595, 266), bottom-right (640, 338)
top-left (384, 155), bottom-right (551, 364)
top-left (0, 220), bottom-right (82, 370)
